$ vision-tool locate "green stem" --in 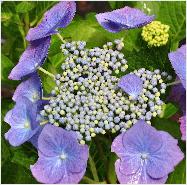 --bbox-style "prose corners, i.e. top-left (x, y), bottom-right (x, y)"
top-left (38, 67), bottom-right (55, 79)
top-left (82, 176), bottom-right (106, 184)
top-left (89, 154), bottom-right (99, 182)
top-left (94, 138), bottom-right (107, 172)
top-left (24, 13), bottom-right (30, 35)
top-left (42, 97), bottom-right (52, 100)
top-left (40, 120), bottom-right (48, 126)
top-left (56, 33), bottom-right (66, 43)
top-left (167, 80), bottom-right (181, 86)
